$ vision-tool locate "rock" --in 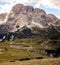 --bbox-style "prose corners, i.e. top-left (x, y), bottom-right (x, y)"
top-left (11, 4), bottom-right (24, 15)
top-left (0, 13), bottom-right (7, 24)
top-left (48, 14), bottom-right (58, 22)
top-left (34, 8), bottom-right (46, 15)
top-left (0, 13), bottom-right (7, 21)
